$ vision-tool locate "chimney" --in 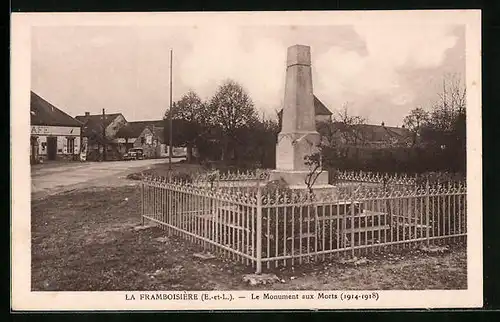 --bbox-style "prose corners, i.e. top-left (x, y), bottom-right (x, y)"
top-left (85, 112), bottom-right (90, 116)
